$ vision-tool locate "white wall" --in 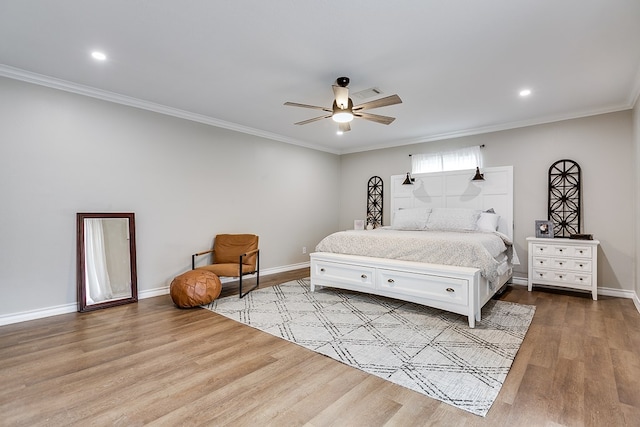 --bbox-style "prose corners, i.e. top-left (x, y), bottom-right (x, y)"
top-left (0, 77), bottom-right (340, 318)
top-left (340, 111), bottom-right (634, 292)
